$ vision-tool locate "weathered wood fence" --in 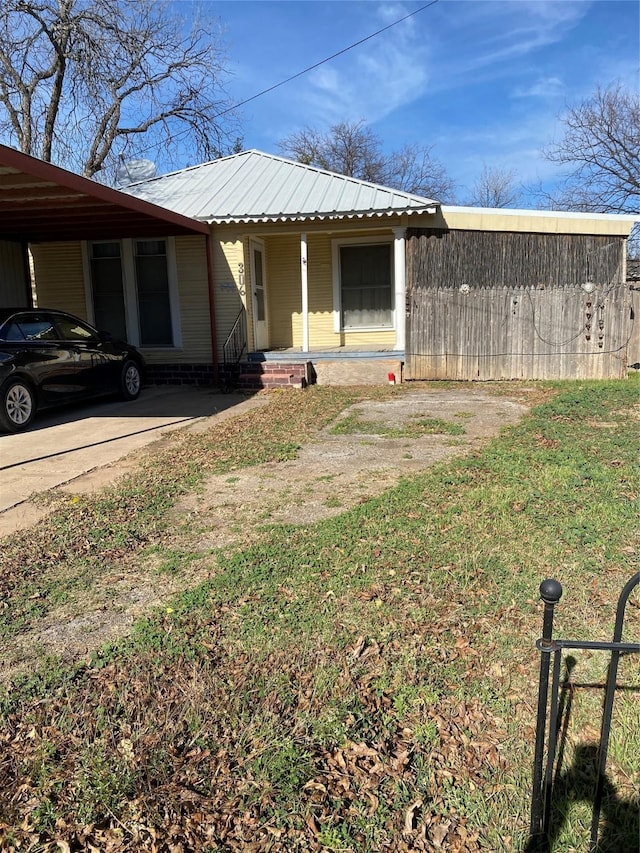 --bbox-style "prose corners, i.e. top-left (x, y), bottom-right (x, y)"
top-left (405, 229), bottom-right (633, 381)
